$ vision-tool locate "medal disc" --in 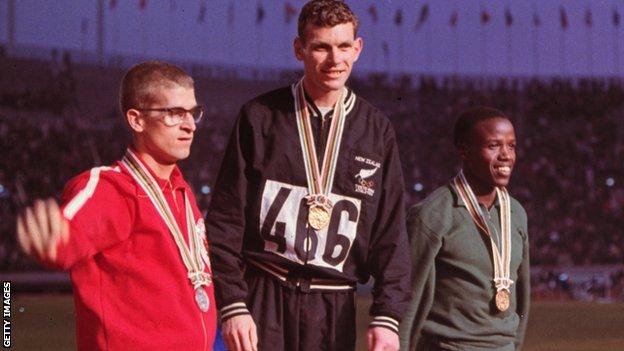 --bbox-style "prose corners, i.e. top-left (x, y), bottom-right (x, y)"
top-left (495, 289), bottom-right (510, 312)
top-left (308, 205), bottom-right (330, 230)
top-left (195, 287), bottom-right (210, 312)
